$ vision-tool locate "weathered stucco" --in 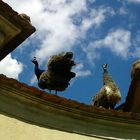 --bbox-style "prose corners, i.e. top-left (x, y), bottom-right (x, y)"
top-left (0, 114), bottom-right (102, 140)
